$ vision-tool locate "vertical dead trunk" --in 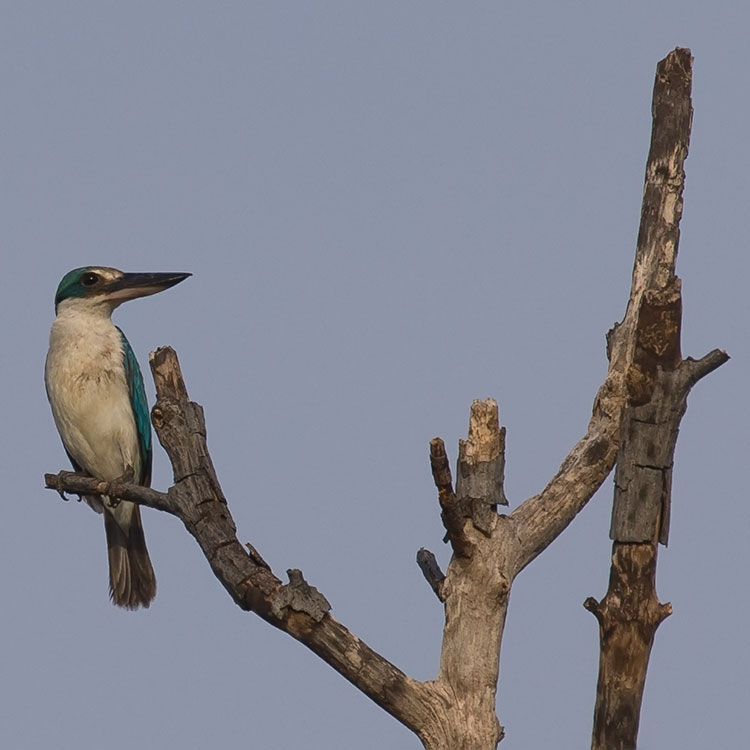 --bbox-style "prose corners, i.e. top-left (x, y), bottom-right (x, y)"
top-left (585, 48), bottom-right (728, 750)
